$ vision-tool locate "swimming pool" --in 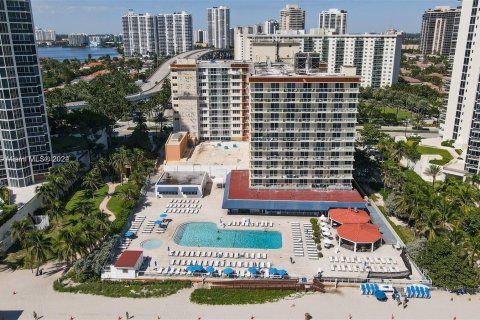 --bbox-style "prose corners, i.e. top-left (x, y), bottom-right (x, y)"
top-left (173, 222), bottom-right (282, 249)
top-left (140, 239), bottom-right (163, 250)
